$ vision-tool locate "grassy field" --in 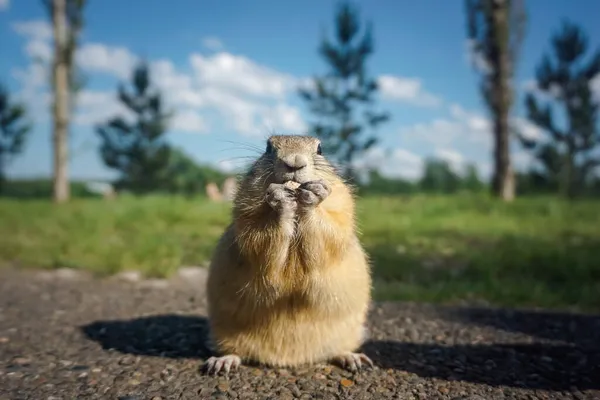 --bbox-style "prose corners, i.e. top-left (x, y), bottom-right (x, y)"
top-left (1, 194), bottom-right (599, 311)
